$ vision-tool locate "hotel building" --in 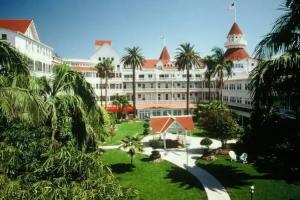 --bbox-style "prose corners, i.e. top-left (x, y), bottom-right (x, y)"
top-left (0, 19), bottom-right (55, 77)
top-left (65, 22), bottom-right (256, 121)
